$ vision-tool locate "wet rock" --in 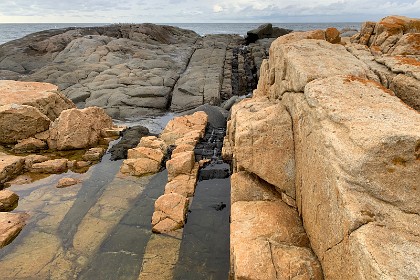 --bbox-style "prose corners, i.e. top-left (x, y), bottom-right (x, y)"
top-left (152, 193), bottom-right (189, 233)
top-left (0, 104), bottom-right (51, 144)
top-left (75, 161), bottom-right (91, 169)
top-left (0, 189), bottom-right (19, 211)
top-left (4, 174), bottom-right (33, 187)
top-left (0, 80), bottom-right (75, 120)
top-left (0, 212), bottom-right (29, 248)
top-left (109, 126), bottom-right (150, 161)
top-left (13, 137), bottom-right (48, 153)
top-left (0, 153), bottom-right (25, 185)
top-left (56, 177), bottom-right (81, 188)
top-left (47, 107), bottom-right (113, 150)
top-left (82, 147), bottom-right (106, 162)
top-left (30, 158), bottom-right (68, 174)
top-left (24, 154), bottom-right (49, 170)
